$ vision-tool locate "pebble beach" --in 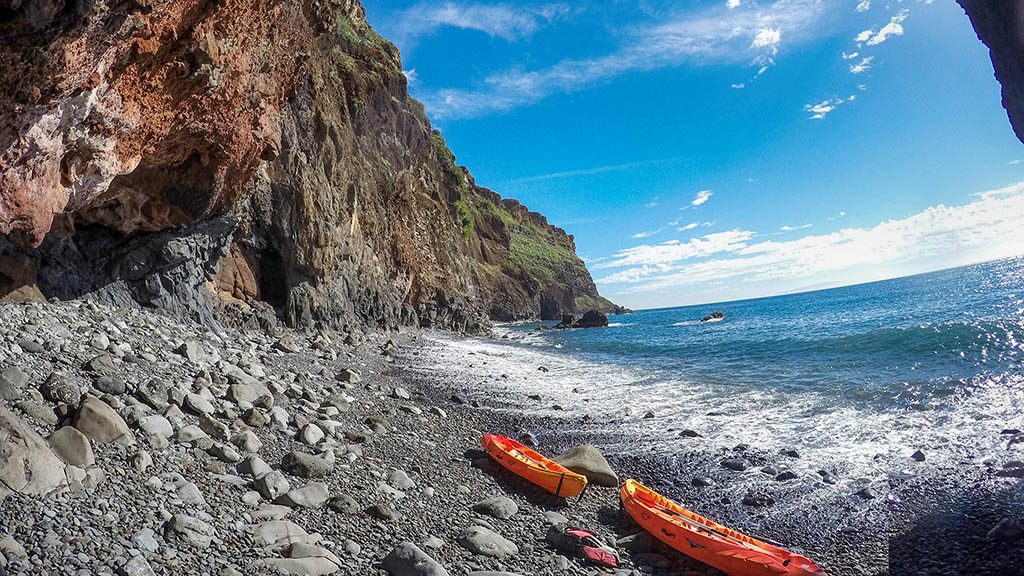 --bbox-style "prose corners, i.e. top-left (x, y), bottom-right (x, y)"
top-left (1, 301), bottom-right (1021, 576)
